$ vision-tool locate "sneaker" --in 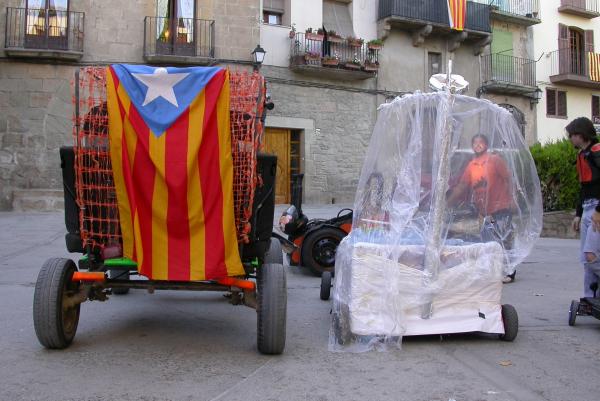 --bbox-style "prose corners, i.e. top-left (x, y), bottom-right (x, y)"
top-left (502, 276), bottom-right (514, 284)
